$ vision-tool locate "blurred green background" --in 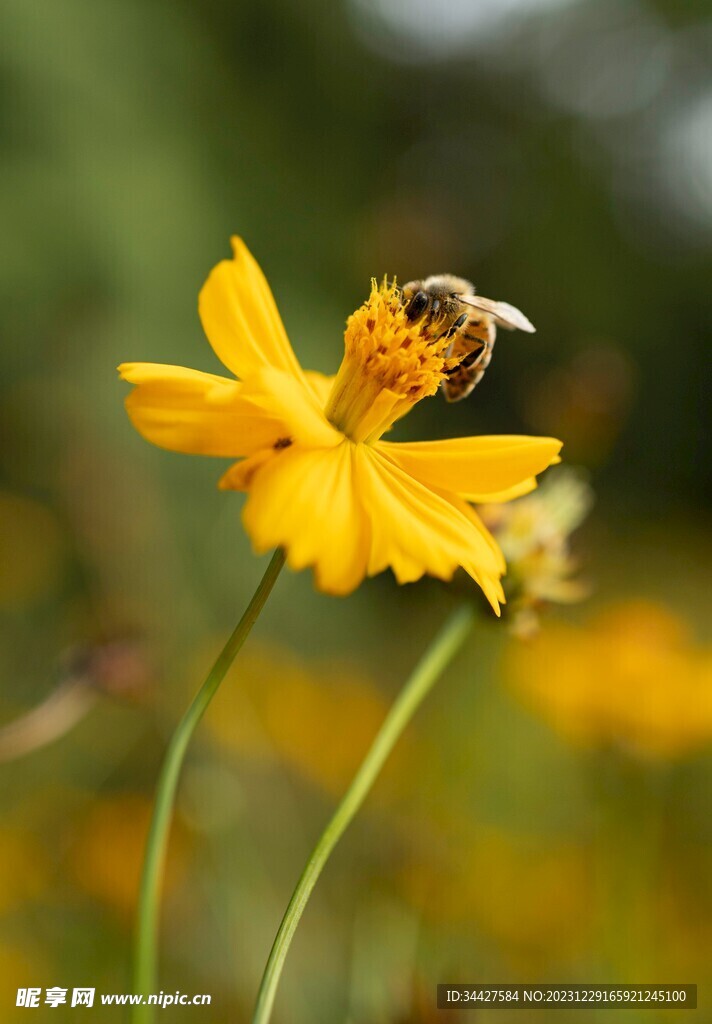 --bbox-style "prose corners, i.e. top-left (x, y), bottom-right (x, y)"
top-left (1, 0), bottom-right (711, 1020)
